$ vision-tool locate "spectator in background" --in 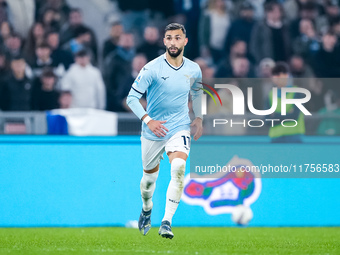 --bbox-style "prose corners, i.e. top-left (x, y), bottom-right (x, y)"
top-left (257, 58), bottom-right (275, 103)
top-left (31, 68), bottom-right (60, 110)
top-left (257, 58), bottom-right (275, 78)
top-left (316, 0), bottom-right (340, 35)
top-left (311, 31), bottom-right (340, 99)
top-left (215, 40), bottom-right (251, 78)
top-left (30, 42), bottom-right (65, 78)
top-left (58, 90), bottom-right (72, 109)
top-left (317, 96), bottom-right (340, 136)
top-left (117, 54), bottom-right (147, 112)
top-left (267, 62), bottom-right (305, 143)
top-left (290, 2), bottom-right (319, 41)
top-left (38, 0), bottom-right (70, 26)
top-left (173, 0), bottom-right (201, 59)
top-left (22, 22), bottom-right (45, 64)
top-left (102, 22), bottom-right (123, 59)
top-left (289, 55), bottom-right (315, 79)
top-left (0, 55), bottom-right (33, 111)
top-left (0, 21), bottom-right (11, 46)
top-left (46, 30), bottom-right (73, 70)
top-left (330, 15), bottom-right (340, 36)
top-left (137, 25), bottom-right (164, 62)
top-left (199, 0), bottom-right (231, 64)
top-left (39, 7), bottom-right (61, 32)
top-left (60, 49), bottom-right (105, 109)
top-left (227, 55), bottom-right (259, 108)
top-left (59, 8), bottom-right (98, 62)
top-left (228, 56), bottom-right (253, 78)
top-left (59, 8), bottom-right (81, 44)
top-left (250, 1), bottom-right (291, 64)
top-left (292, 18), bottom-right (320, 62)
top-left (306, 78), bottom-right (325, 113)
top-left (225, 1), bottom-right (256, 56)
top-left (312, 31), bottom-right (340, 78)
top-left (0, 48), bottom-right (9, 82)
top-left (289, 54), bottom-right (315, 90)
top-left (0, 0), bottom-right (9, 24)
top-left (104, 33), bottom-right (135, 112)
top-left (116, 0), bottom-right (148, 40)
top-left (6, 0), bottom-right (34, 38)
top-left (316, 87), bottom-right (340, 135)
top-left (194, 57), bottom-right (215, 79)
top-left (3, 32), bottom-right (22, 58)
top-left (282, 0), bottom-right (301, 22)
top-left (62, 25), bottom-right (93, 60)
top-left (148, 0), bottom-right (175, 26)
